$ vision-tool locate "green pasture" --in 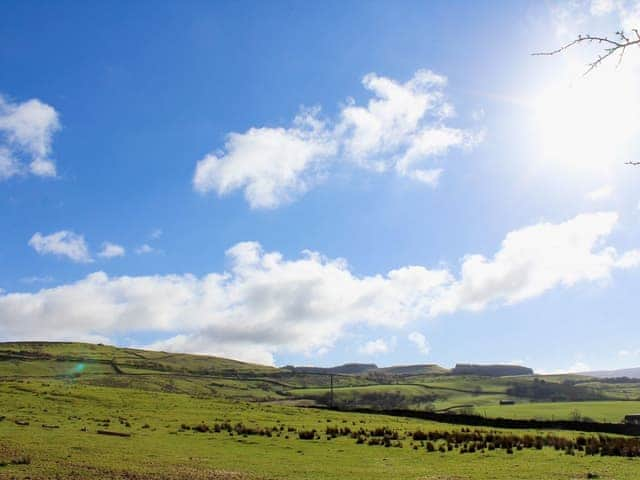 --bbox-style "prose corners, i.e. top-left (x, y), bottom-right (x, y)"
top-left (1, 380), bottom-right (639, 480)
top-left (482, 400), bottom-right (640, 423)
